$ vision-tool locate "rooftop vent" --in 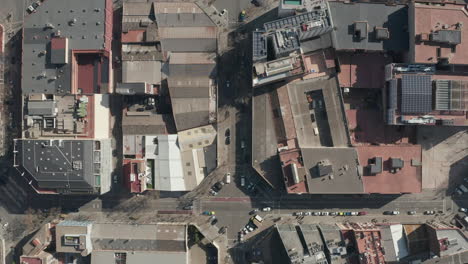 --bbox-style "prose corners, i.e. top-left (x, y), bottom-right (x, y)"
top-left (375, 27), bottom-right (389, 40)
top-left (390, 158), bottom-right (404, 173)
top-left (353, 21), bottom-right (368, 40)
